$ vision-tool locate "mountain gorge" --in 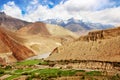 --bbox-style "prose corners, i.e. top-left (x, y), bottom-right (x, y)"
top-left (0, 12), bottom-right (78, 64)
